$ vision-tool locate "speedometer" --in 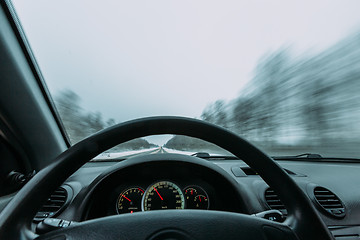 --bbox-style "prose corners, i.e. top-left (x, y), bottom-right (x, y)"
top-left (142, 181), bottom-right (185, 211)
